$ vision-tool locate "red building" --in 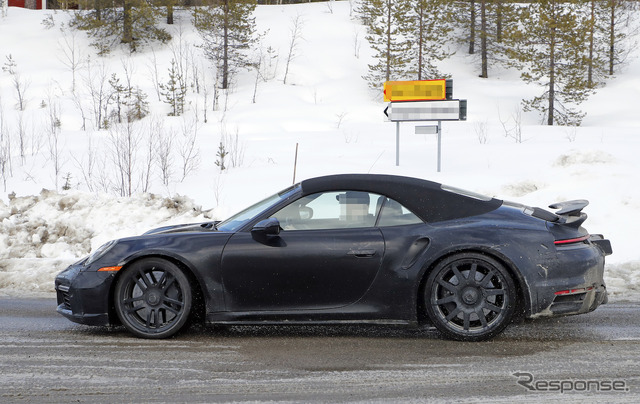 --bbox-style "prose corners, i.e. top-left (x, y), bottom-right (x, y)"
top-left (8, 0), bottom-right (45, 9)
